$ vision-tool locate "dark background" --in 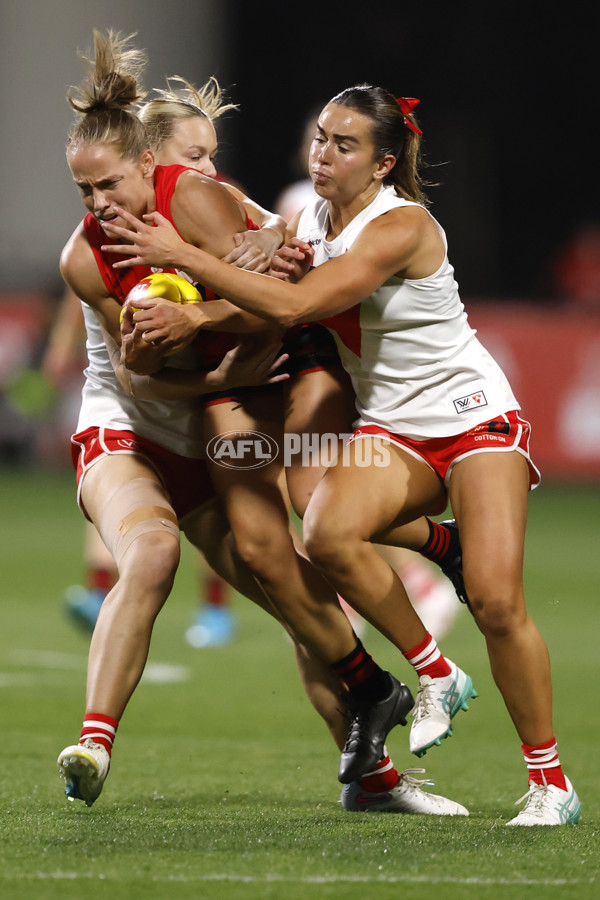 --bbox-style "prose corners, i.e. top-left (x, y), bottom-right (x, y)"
top-left (0, 3), bottom-right (595, 302)
top-left (222, 6), bottom-right (596, 299)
